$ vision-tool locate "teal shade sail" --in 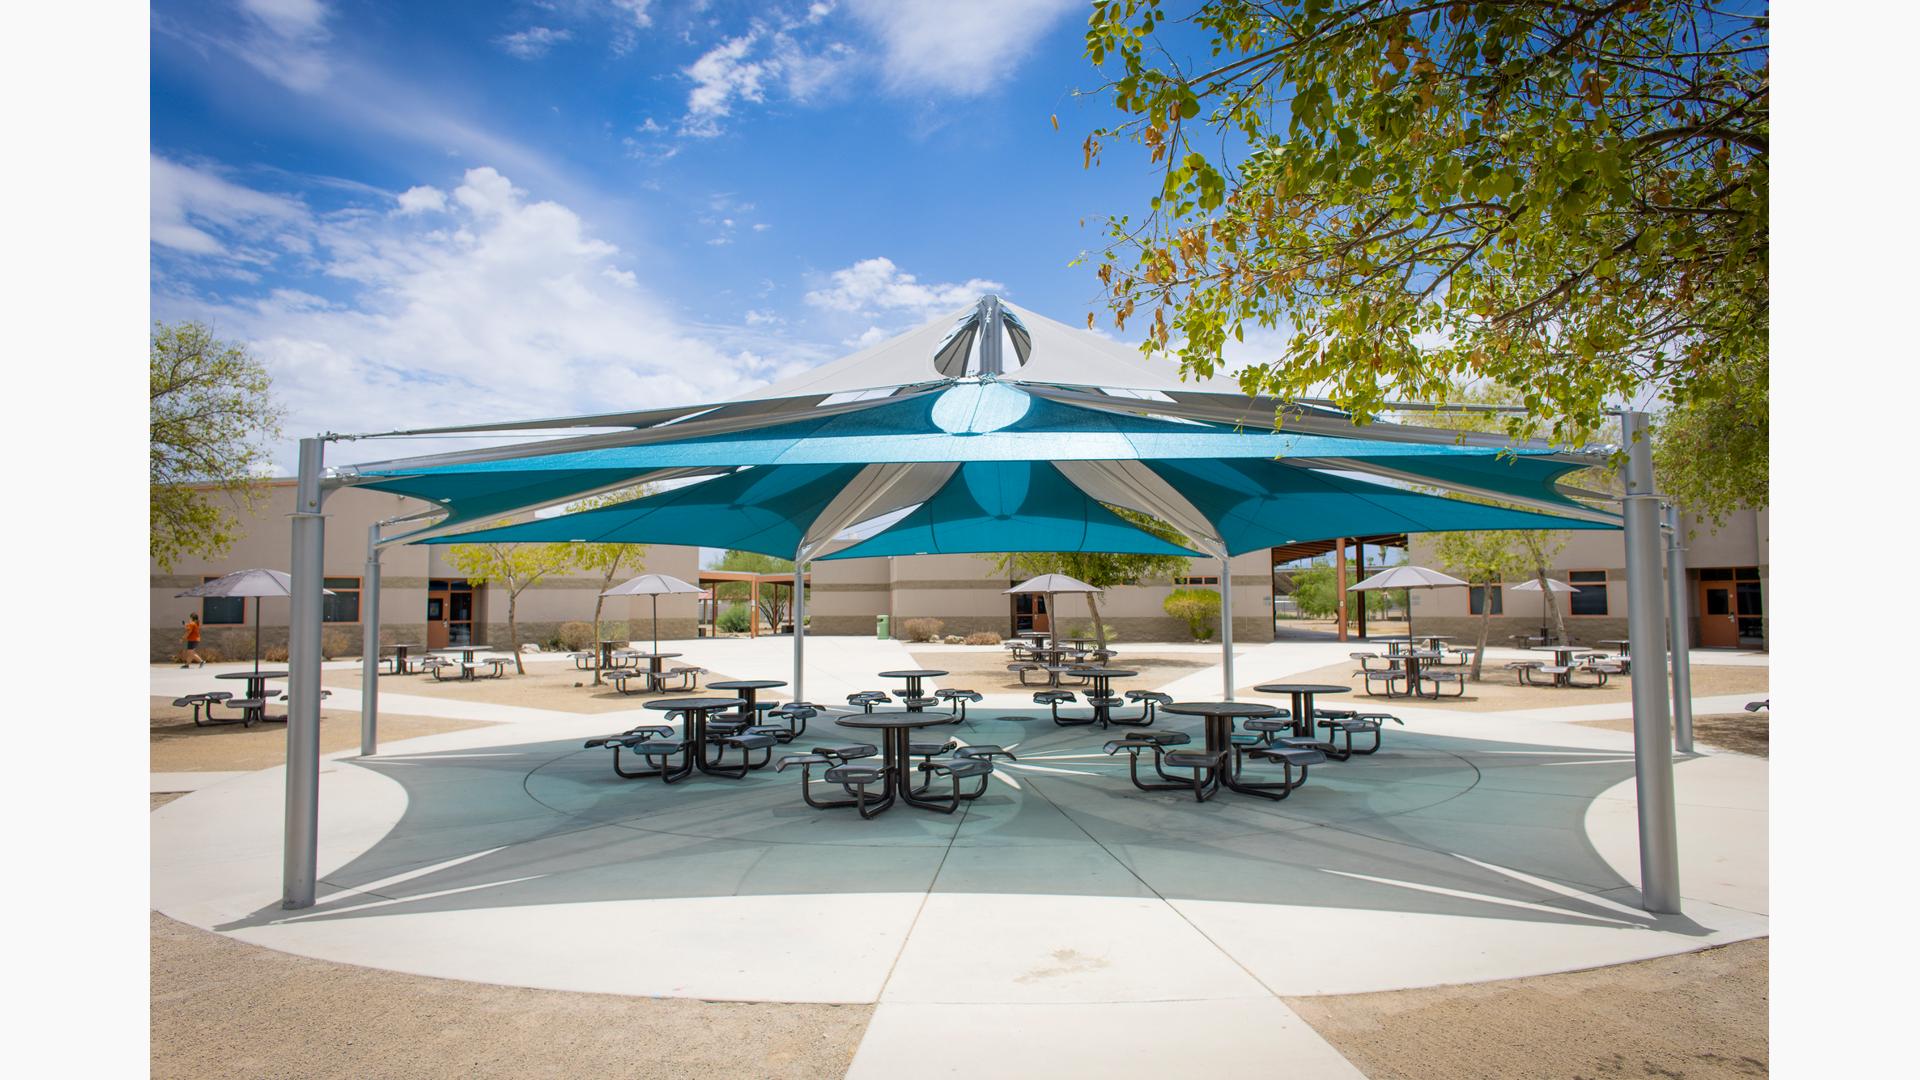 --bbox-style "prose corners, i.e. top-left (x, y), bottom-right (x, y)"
top-left (821, 461), bottom-right (1198, 560)
top-left (419, 464), bottom-right (868, 559)
top-left (1145, 458), bottom-right (1615, 556)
